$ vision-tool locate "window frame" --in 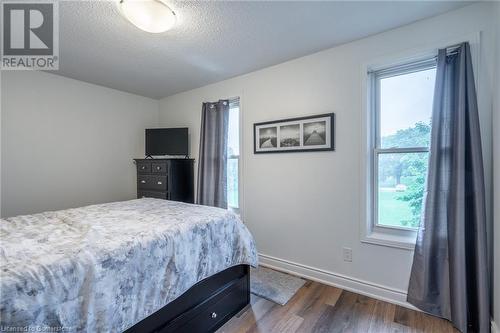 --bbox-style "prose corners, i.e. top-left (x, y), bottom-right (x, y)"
top-left (359, 34), bottom-right (479, 250)
top-left (367, 58), bottom-right (436, 245)
top-left (227, 98), bottom-right (241, 213)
